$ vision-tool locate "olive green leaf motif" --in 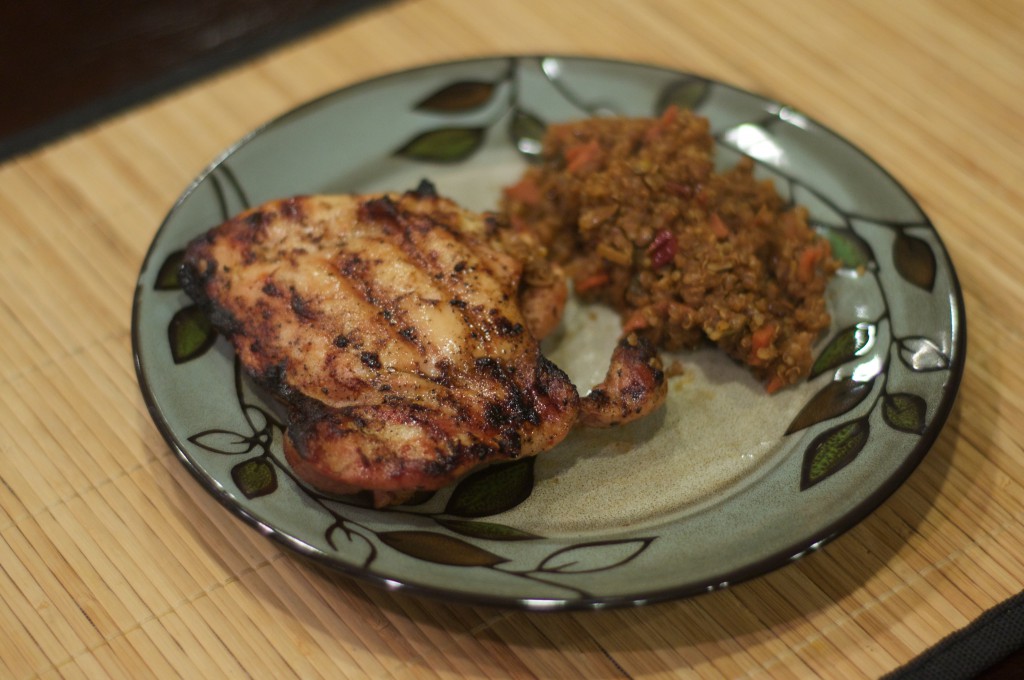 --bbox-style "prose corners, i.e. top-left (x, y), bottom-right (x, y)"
top-left (810, 323), bottom-right (874, 379)
top-left (231, 458), bottom-right (278, 499)
top-left (509, 108), bottom-right (547, 159)
top-left (656, 77), bottom-right (711, 112)
top-left (893, 232), bottom-right (936, 291)
top-left (155, 59), bottom-right (963, 597)
top-left (415, 81), bottom-right (496, 112)
top-left (155, 250), bottom-right (185, 290)
top-left (168, 304), bottom-right (218, 364)
top-left (401, 80), bottom-right (499, 160)
top-left (818, 226), bottom-right (875, 271)
top-left (883, 393), bottom-right (928, 434)
top-left (786, 377), bottom-right (876, 435)
top-left (395, 127), bottom-right (487, 163)
top-left (160, 165), bottom-right (248, 364)
top-left (800, 418), bottom-right (871, 490)
top-left (445, 457), bottom-right (535, 517)
top-left (379, 531), bottom-right (509, 567)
